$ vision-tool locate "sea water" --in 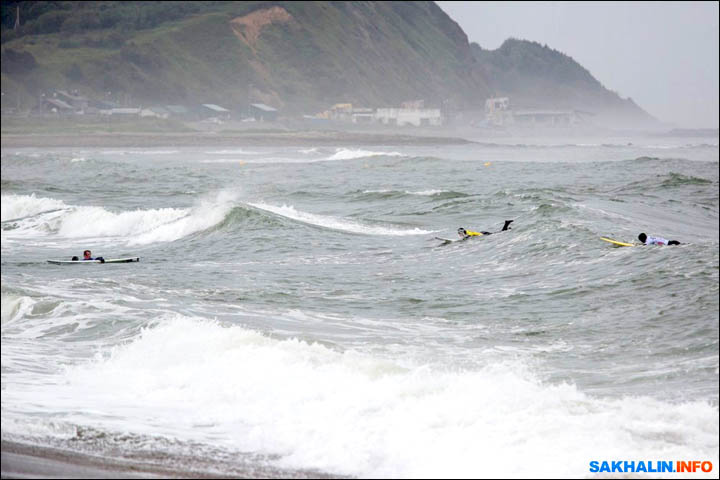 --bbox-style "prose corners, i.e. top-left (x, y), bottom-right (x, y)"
top-left (1, 137), bottom-right (718, 477)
